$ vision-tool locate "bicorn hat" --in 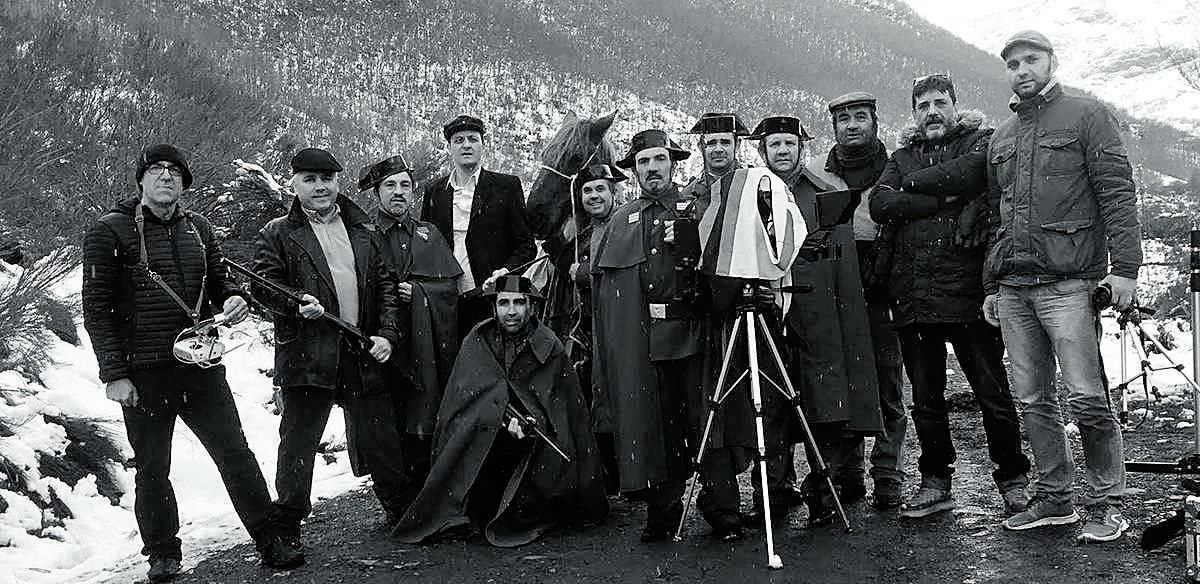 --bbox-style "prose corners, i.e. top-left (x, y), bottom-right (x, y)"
top-left (687, 112), bottom-right (751, 136)
top-left (748, 116), bottom-right (814, 141)
top-left (358, 154), bottom-right (414, 191)
top-left (615, 129), bottom-right (691, 169)
top-left (485, 274), bottom-right (543, 299)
